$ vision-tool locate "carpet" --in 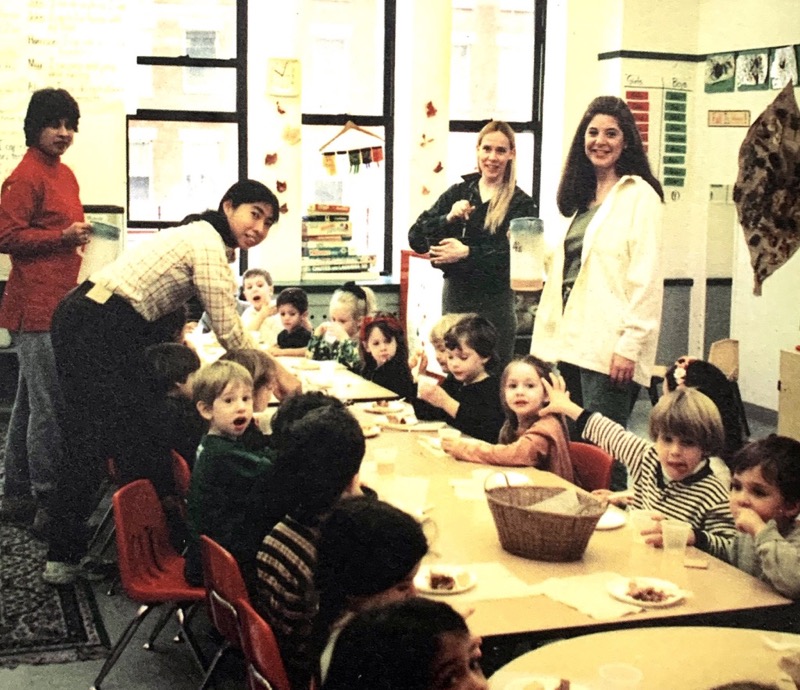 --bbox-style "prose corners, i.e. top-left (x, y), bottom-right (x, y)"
top-left (0, 409), bottom-right (109, 668)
